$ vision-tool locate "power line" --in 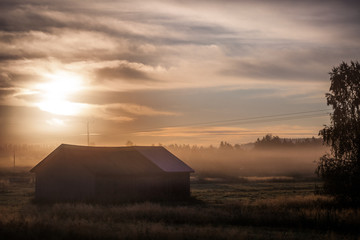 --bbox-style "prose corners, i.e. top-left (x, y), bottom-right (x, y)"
top-left (123, 108), bottom-right (331, 135)
top-left (179, 108), bottom-right (330, 127)
top-left (218, 112), bottom-right (329, 127)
